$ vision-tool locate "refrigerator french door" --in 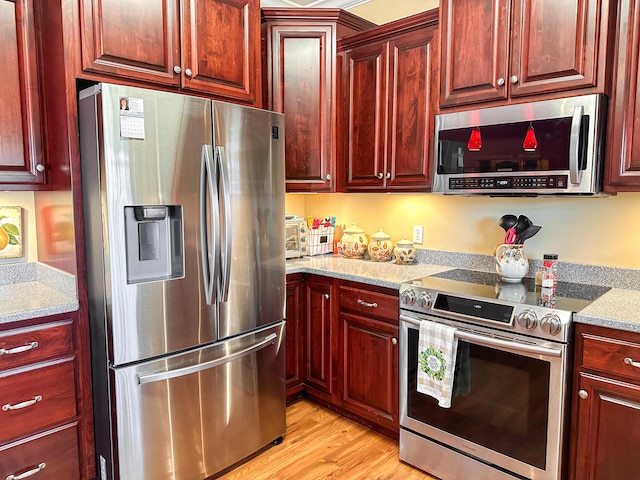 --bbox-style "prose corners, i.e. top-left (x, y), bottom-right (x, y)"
top-left (79, 83), bottom-right (286, 480)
